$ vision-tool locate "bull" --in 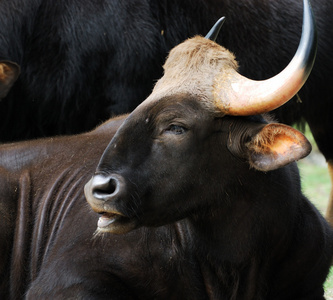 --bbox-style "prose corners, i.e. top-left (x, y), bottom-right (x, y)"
top-left (84, 0), bottom-right (333, 298)
top-left (0, 0), bottom-right (332, 298)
